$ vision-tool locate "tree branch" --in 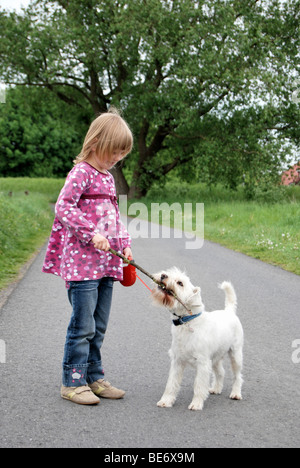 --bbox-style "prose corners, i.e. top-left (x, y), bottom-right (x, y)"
top-left (7, 80), bottom-right (91, 108)
top-left (89, 64), bottom-right (109, 114)
top-left (162, 151), bottom-right (194, 175)
top-left (148, 121), bottom-right (174, 157)
top-left (198, 89), bottom-right (229, 117)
